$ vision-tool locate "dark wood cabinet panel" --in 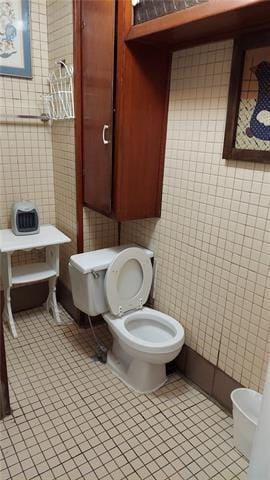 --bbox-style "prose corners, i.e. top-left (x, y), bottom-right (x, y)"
top-left (76, 0), bottom-right (170, 222)
top-left (81, 0), bottom-right (115, 215)
top-left (114, 1), bottom-right (171, 220)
